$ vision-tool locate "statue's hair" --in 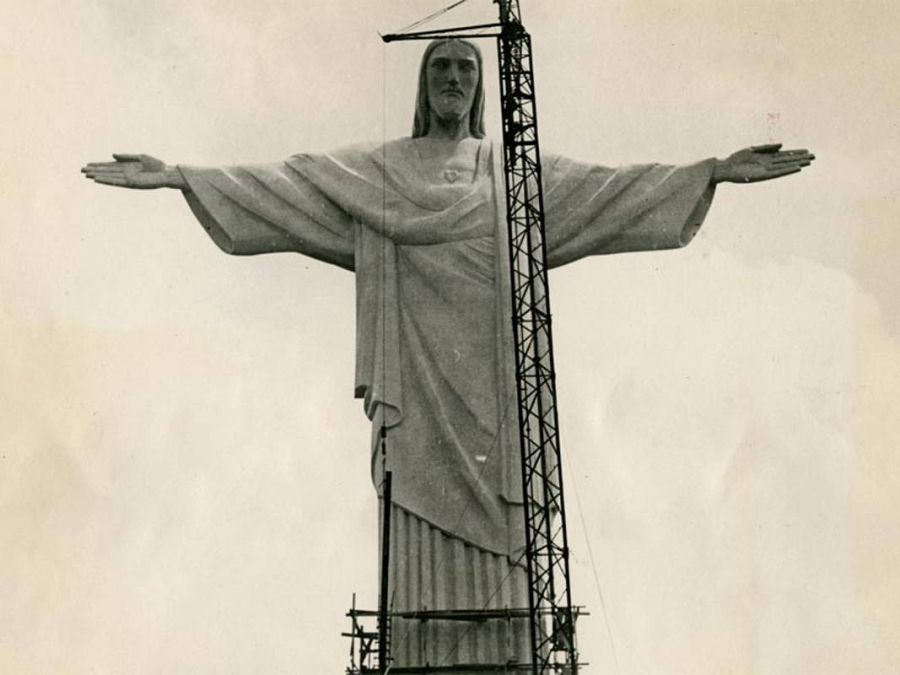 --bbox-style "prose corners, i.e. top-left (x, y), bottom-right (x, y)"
top-left (412, 39), bottom-right (486, 139)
